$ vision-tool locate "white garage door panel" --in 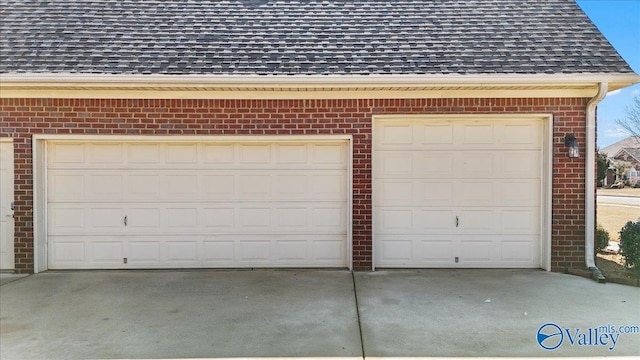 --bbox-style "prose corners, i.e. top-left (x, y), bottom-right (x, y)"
top-left (49, 239), bottom-right (86, 265)
top-left (375, 179), bottom-right (540, 208)
top-left (48, 170), bottom-right (346, 202)
top-left (375, 151), bottom-right (540, 179)
top-left (377, 235), bottom-right (539, 267)
top-left (47, 141), bottom-right (348, 269)
top-left (49, 203), bottom-right (345, 235)
top-left (375, 118), bottom-right (542, 268)
top-left (49, 142), bottom-right (346, 170)
top-left (49, 234), bottom-right (346, 268)
top-left (376, 208), bottom-right (540, 234)
top-left (375, 121), bottom-right (541, 149)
